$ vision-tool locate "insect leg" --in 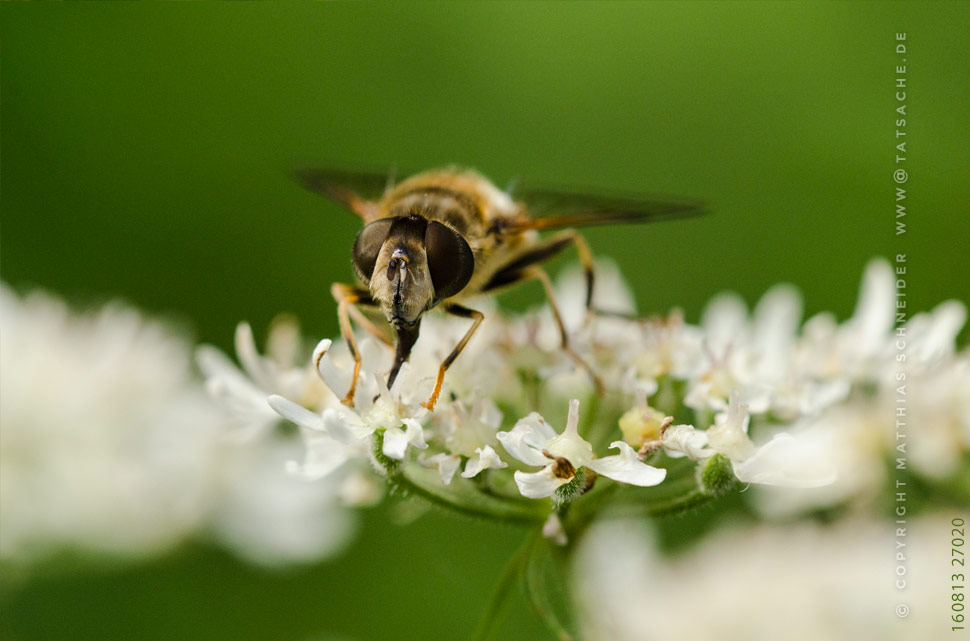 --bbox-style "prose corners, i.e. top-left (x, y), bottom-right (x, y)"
top-left (486, 229), bottom-right (594, 310)
top-left (421, 304), bottom-right (484, 412)
top-left (524, 266), bottom-right (605, 395)
top-left (561, 232), bottom-right (638, 321)
top-left (486, 230), bottom-right (637, 322)
top-left (330, 282), bottom-right (374, 406)
top-left (347, 304), bottom-right (394, 347)
top-left (565, 230), bottom-right (595, 315)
